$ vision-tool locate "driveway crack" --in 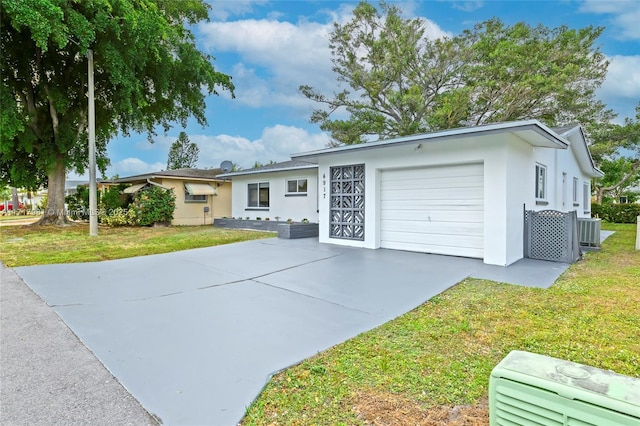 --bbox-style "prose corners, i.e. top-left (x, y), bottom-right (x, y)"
top-left (252, 279), bottom-right (372, 315)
